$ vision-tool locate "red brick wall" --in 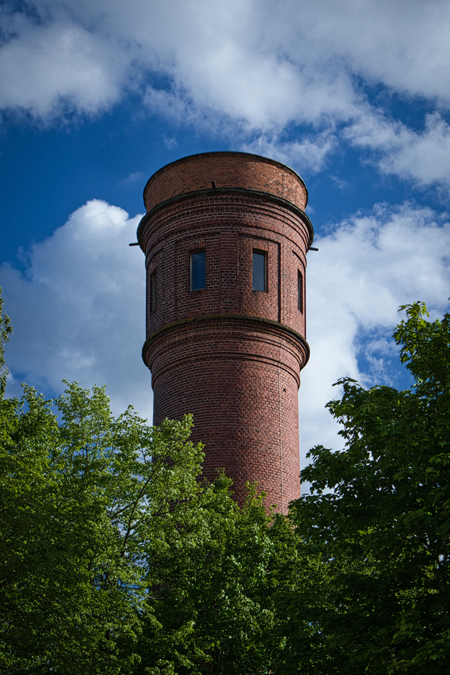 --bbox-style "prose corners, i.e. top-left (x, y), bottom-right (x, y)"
top-left (141, 193), bottom-right (310, 338)
top-left (145, 317), bottom-right (308, 513)
top-left (143, 151), bottom-right (309, 213)
top-left (138, 153), bottom-right (312, 513)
